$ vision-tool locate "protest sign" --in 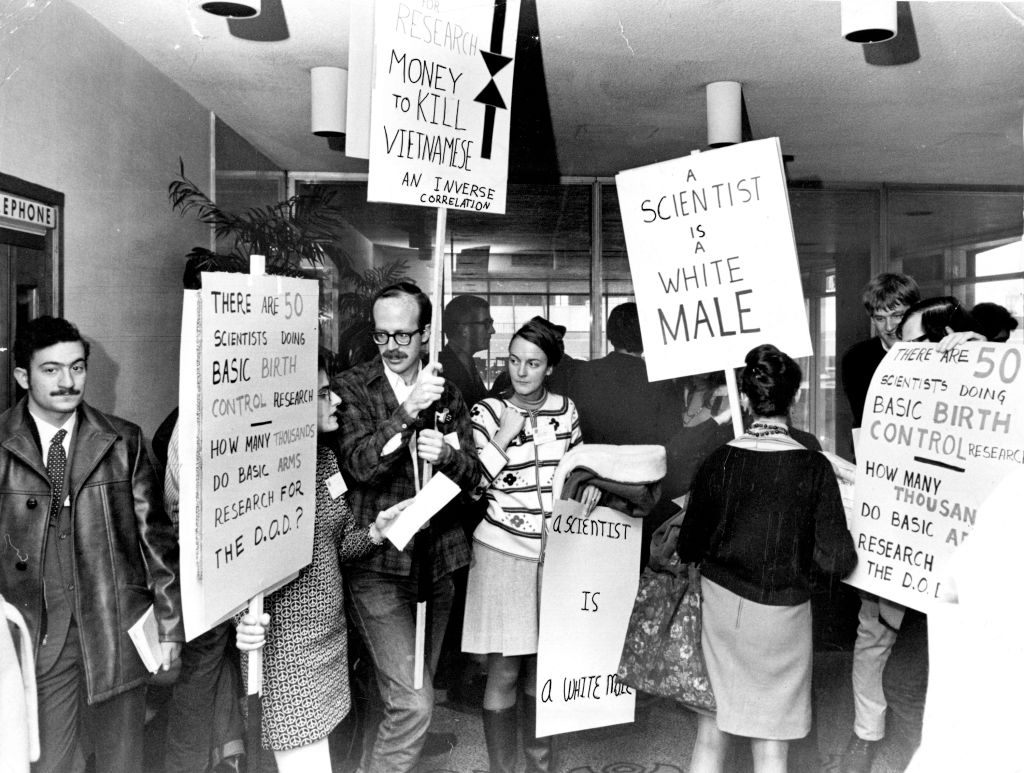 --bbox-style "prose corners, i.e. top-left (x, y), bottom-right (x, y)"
top-left (368, 0), bottom-right (521, 213)
top-left (846, 342), bottom-right (1024, 612)
top-left (178, 272), bottom-right (319, 639)
top-left (615, 138), bottom-right (811, 381)
top-left (535, 500), bottom-right (642, 736)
